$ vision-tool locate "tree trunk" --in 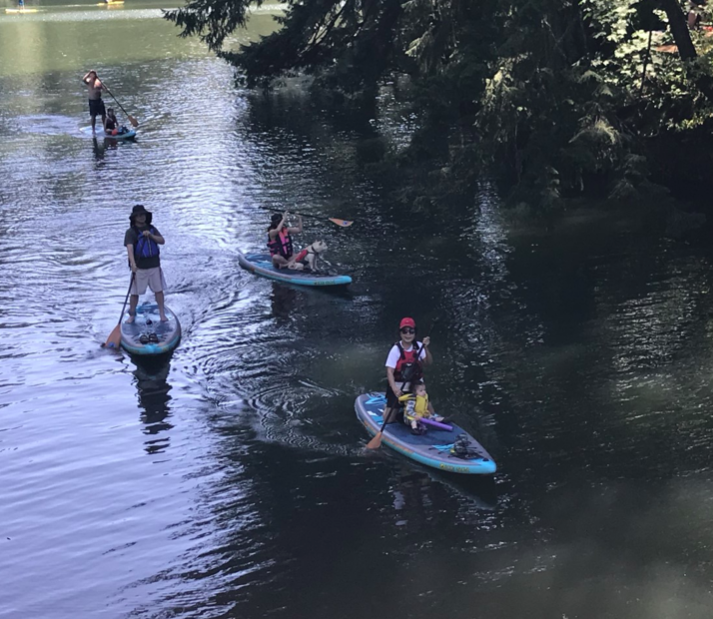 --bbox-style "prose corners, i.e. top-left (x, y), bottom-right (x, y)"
top-left (659, 0), bottom-right (697, 59)
top-left (658, 0), bottom-right (713, 102)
